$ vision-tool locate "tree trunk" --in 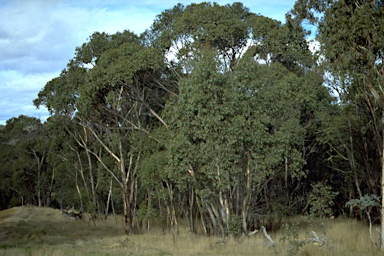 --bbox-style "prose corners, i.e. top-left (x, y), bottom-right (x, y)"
top-left (207, 204), bottom-right (218, 235)
top-left (188, 186), bottom-right (195, 233)
top-left (105, 179), bottom-right (112, 219)
top-left (242, 165), bottom-right (252, 234)
top-left (195, 195), bottom-right (208, 235)
top-left (32, 150), bottom-right (45, 207)
top-left (47, 167), bottom-right (55, 207)
top-left (119, 141), bottom-right (131, 234)
top-left (75, 168), bottom-right (84, 210)
top-left (86, 148), bottom-right (97, 211)
top-left (210, 202), bottom-right (224, 236)
top-left (82, 124), bottom-right (97, 211)
top-left (381, 111), bottom-right (384, 250)
top-left (122, 187), bottom-right (130, 234)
